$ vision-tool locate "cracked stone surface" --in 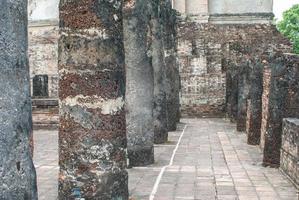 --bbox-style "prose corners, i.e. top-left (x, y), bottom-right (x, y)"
top-left (33, 118), bottom-right (298, 200)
